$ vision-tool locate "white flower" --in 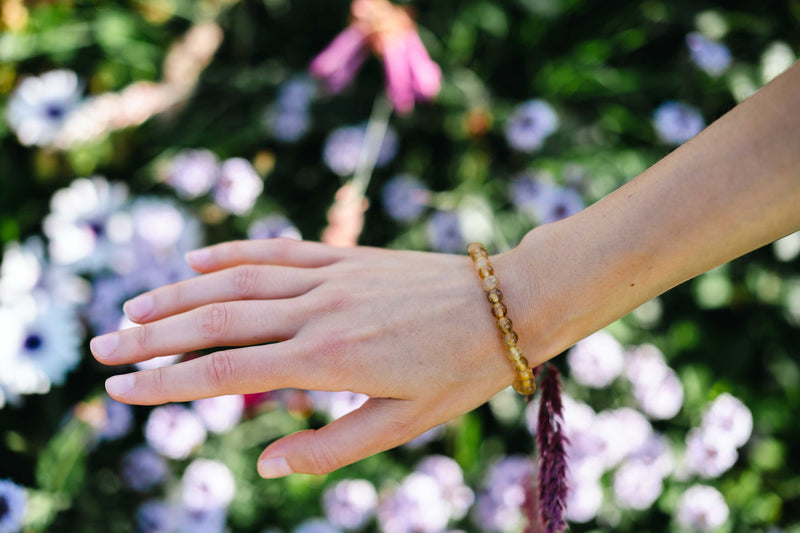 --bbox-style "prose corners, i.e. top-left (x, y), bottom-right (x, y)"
top-left (182, 459), bottom-right (235, 511)
top-left (145, 405), bottom-right (207, 460)
top-left (309, 391), bottom-right (368, 420)
top-left (0, 301), bottom-right (83, 395)
top-left (212, 158), bottom-right (263, 215)
top-left (192, 395), bottom-right (244, 434)
top-left (613, 459), bottom-right (663, 510)
top-left (564, 478), bottom-right (602, 523)
top-left (323, 479), bottom-right (378, 530)
top-left (626, 344), bottom-right (684, 420)
top-left (43, 177), bottom-right (129, 271)
top-left (5, 70), bottom-right (82, 146)
top-left (701, 393), bottom-right (753, 448)
top-left (378, 473), bottom-right (451, 533)
top-left (675, 485), bottom-right (729, 531)
top-left (593, 408), bottom-right (653, 469)
top-left (685, 427), bottom-right (738, 479)
top-left (567, 331), bottom-right (625, 388)
top-left (166, 150), bottom-right (219, 199)
top-left (416, 456), bottom-right (474, 520)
